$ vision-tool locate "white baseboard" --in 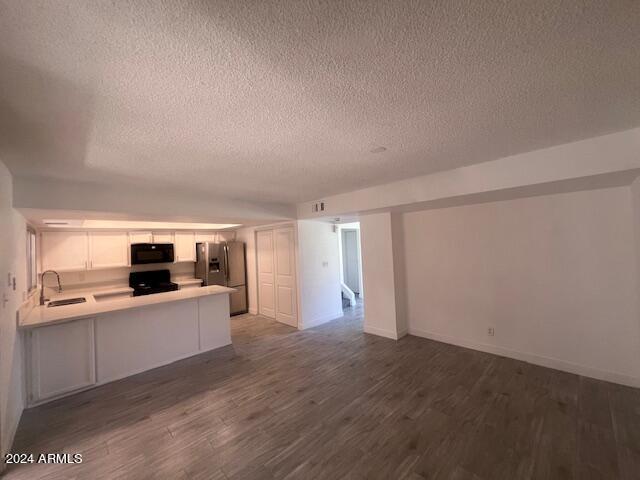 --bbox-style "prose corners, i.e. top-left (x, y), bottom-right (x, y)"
top-left (248, 307), bottom-right (258, 315)
top-left (364, 325), bottom-right (402, 340)
top-left (299, 310), bottom-right (343, 330)
top-left (408, 327), bottom-right (640, 388)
